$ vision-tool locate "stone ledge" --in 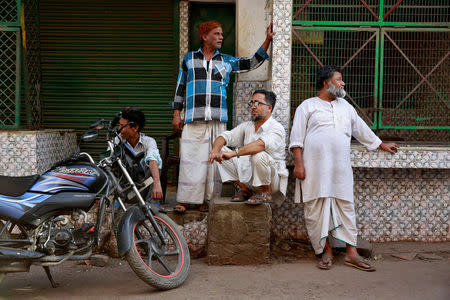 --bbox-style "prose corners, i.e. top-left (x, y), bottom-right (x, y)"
top-left (207, 197), bottom-right (271, 265)
top-left (350, 144), bottom-right (449, 169)
top-left (286, 143), bottom-right (450, 169)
